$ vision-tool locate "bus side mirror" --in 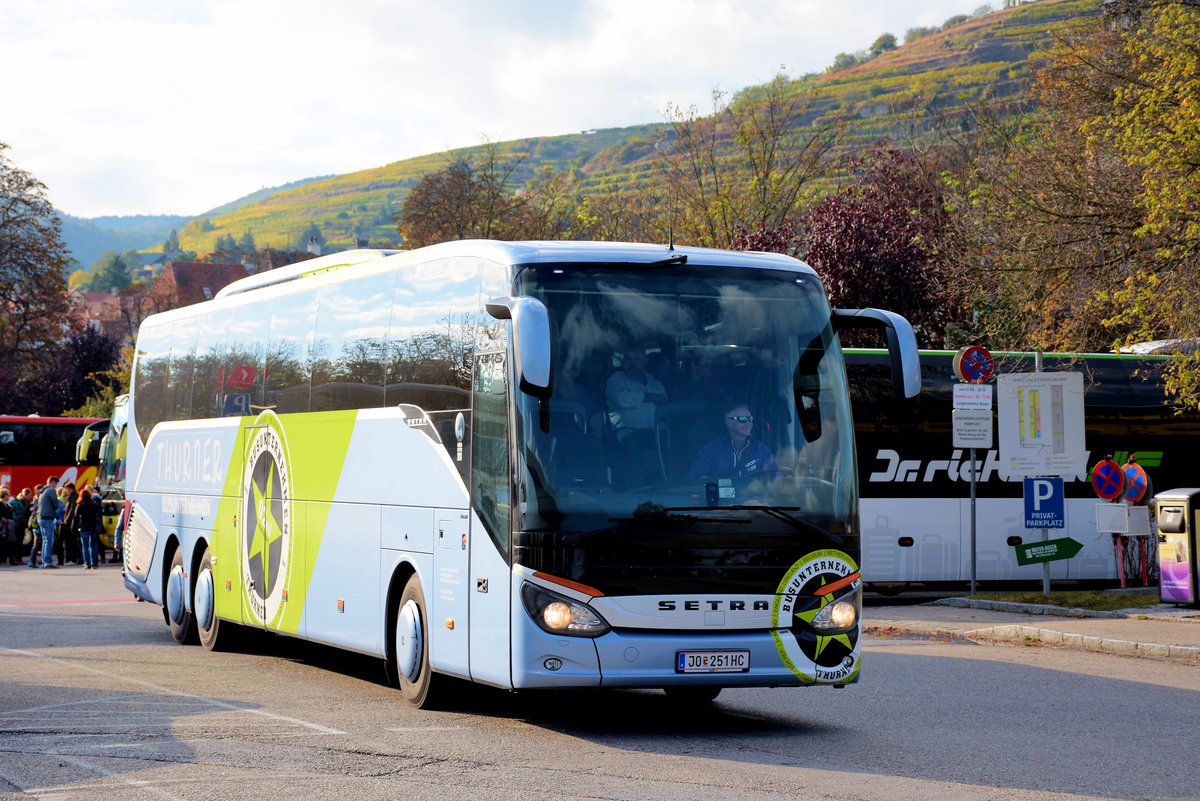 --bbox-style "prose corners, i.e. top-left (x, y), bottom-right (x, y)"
top-left (831, 308), bottom-right (921, 400)
top-left (486, 296), bottom-right (553, 398)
